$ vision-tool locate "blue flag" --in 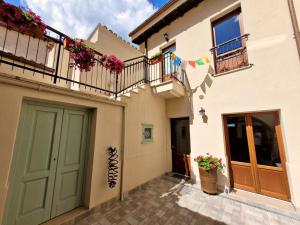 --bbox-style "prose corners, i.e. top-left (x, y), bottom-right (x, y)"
top-left (173, 56), bottom-right (181, 66)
